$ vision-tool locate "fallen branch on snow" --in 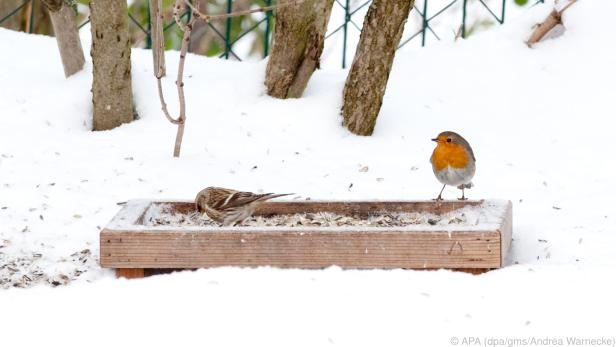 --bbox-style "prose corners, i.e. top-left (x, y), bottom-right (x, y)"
top-left (526, 0), bottom-right (578, 47)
